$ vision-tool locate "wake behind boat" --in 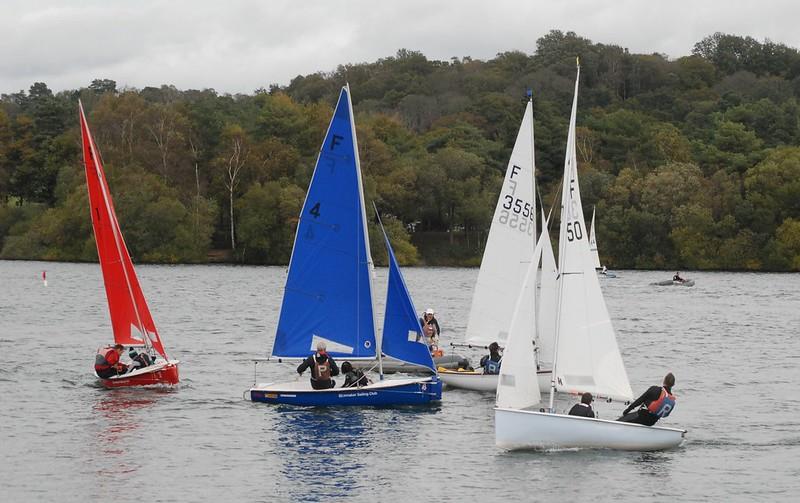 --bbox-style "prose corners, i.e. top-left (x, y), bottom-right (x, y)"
top-left (247, 86), bottom-right (441, 407)
top-left (80, 102), bottom-right (179, 388)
